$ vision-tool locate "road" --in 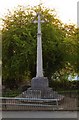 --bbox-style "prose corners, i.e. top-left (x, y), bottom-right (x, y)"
top-left (2, 111), bottom-right (78, 118)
